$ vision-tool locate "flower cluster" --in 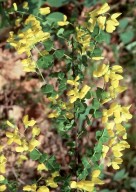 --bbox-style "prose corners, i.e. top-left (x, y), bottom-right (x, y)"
top-left (23, 184), bottom-right (49, 192)
top-left (93, 64), bottom-right (127, 103)
top-left (76, 3), bottom-right (121, 55)
top-left (23, 171), bottom-right (59, 192)
top-left (48, 76), bottom-right (90, 119)
top-left (88, 3), bottom-right (121, 33)
top-left (101, 103), bottom-right (132, 169)
top-left (70, 170), bottom-right (104, 192)
top-left (76, 27), bottom-right (91, 54)
top-left (7, 14), bottom-right (50, 72)
top-left (6, 115), bottom-right (41, 153)
top-left (67, 76), bottom-right (91, 103)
